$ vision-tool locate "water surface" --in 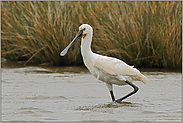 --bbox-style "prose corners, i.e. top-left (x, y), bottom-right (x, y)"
top-left (2, 60), bottom-right (181, 121)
